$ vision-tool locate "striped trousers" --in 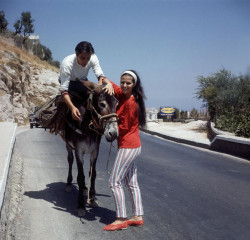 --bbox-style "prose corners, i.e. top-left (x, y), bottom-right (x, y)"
top-left (109, 147), bottom-right (144, 218)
